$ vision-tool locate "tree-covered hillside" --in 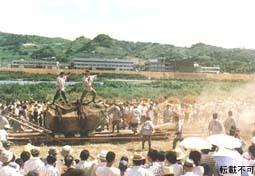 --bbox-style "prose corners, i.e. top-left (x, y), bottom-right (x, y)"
top-left (1, 31), bottom-right (255, 72)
